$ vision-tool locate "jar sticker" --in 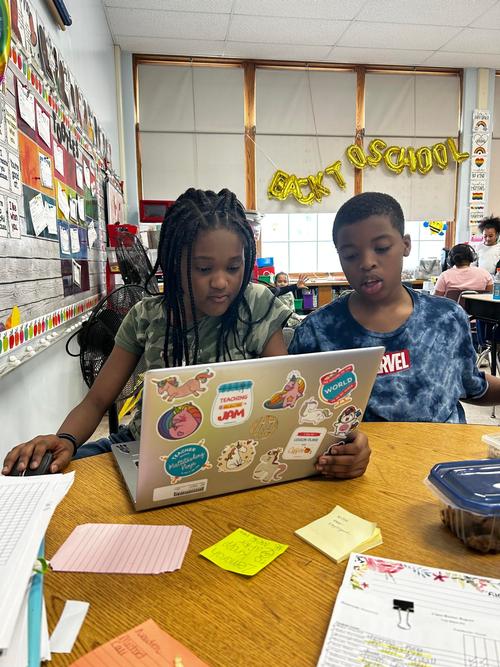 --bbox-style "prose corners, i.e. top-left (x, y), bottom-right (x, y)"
top-left (319, 365), bottom-right (357, 407)
top-left (157, 402), bottom-right (203, 440)
top-left (151, 369), bottom-right (214, 402)
top-left (159, 439), bottom-right (212, 484)
top-left (211, 380), bottom-right (253, 427)
top-left (250, 415), bottom-right (279, 440)
top-left (217, 439), bottom-right (259, 472)
top-left (252, 448), bottom-right (288, 483)
top-left (263, 371), bottom-right (306, 410)
top-left (329, 405), bottom-right (362, 438)
top-left (298, 396), bottom-right (333, 425)
top-left (283, 427), bottom-right (326, 460)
